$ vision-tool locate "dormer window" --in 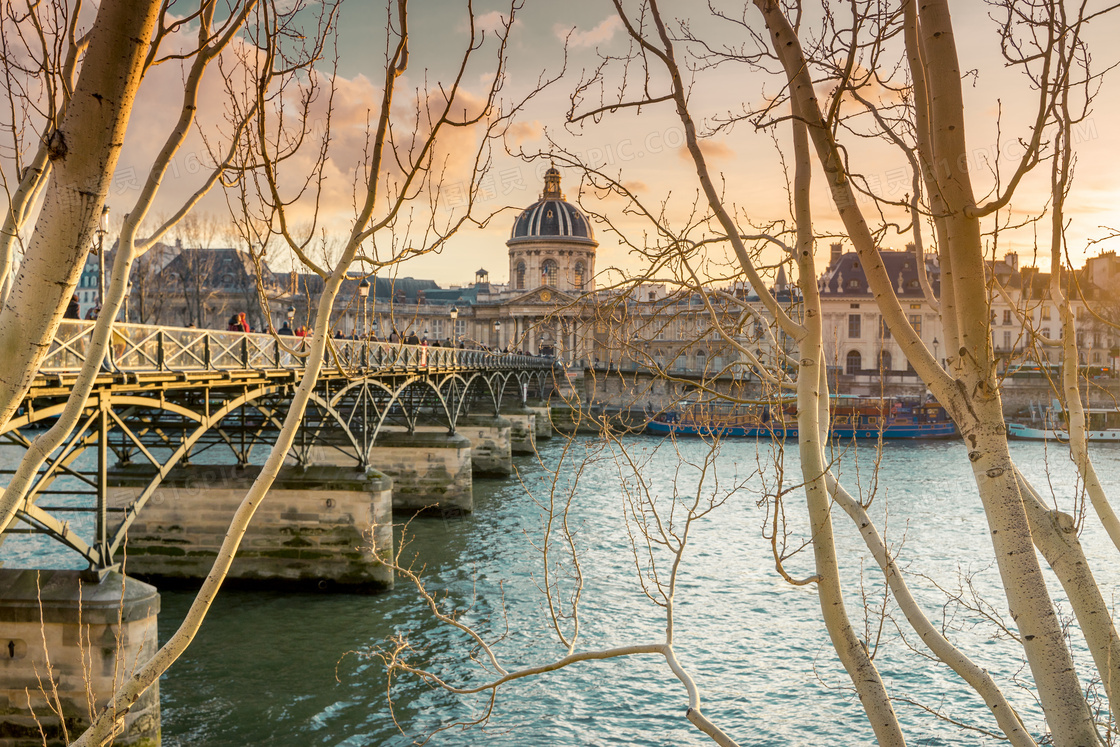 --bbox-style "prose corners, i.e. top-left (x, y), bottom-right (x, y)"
top-left (848, 279), bottom-right (860, 288)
